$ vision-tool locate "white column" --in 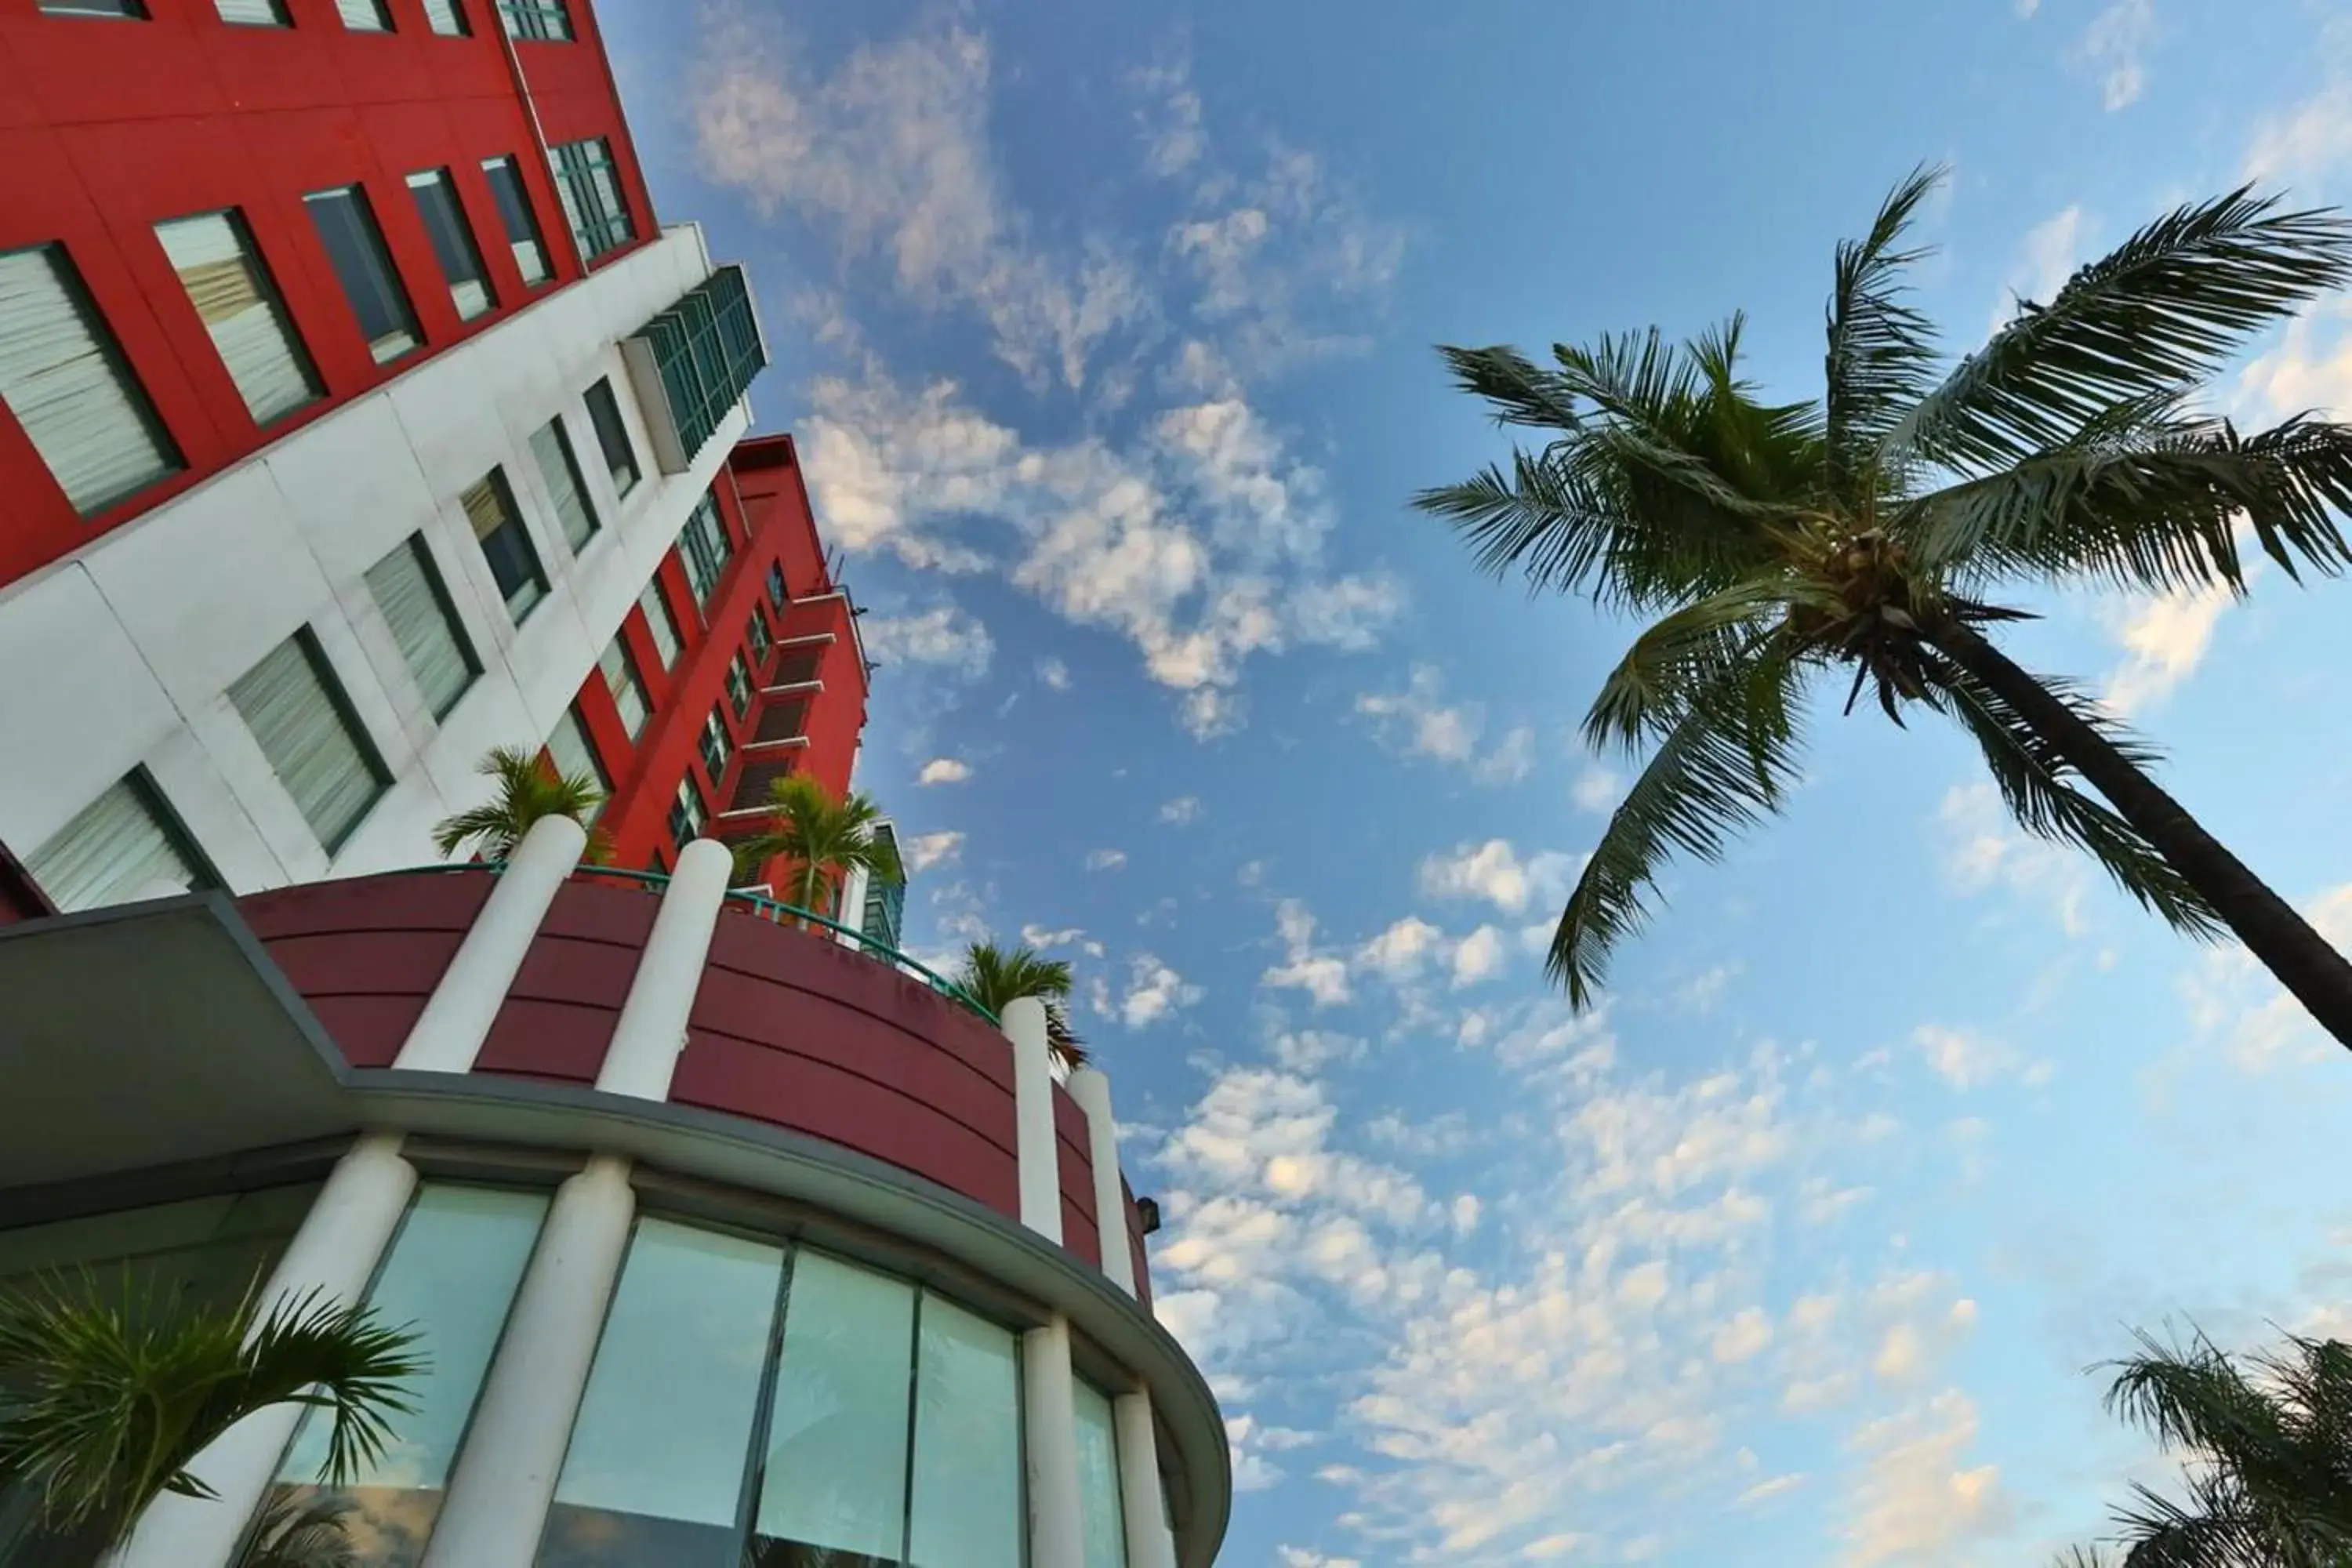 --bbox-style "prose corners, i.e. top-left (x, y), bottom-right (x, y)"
top-left (837, 862), bottom-right (871, 950)
top-left (593, 837), bottom-right (731, 1101)
top-left (1022, 1314), bottom-right (1086, 1568)
top-left (1115, 1388), bottom-right (1178, 1568)
top-left (1066, 1066), bottom-right (1135, 1298)
top-left (1004, 996), bottom-right (1062, 1243)
top-left (419, 1155), bottom-right (634, 1568)
top-left (394, 815), bottom-right (587, 1073)
top-left (114, 1135), bottom-right (418, 1568)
